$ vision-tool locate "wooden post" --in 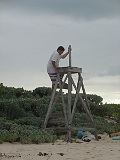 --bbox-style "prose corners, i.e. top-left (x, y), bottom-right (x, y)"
top-left (43, 77), bottom-right (58, 129)
top-left (68, 72), bottom-right (72, 142)
top-left (68, 45), bottom-right (71, 67)
top-left (68, 45), bottom-right (72, 142)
